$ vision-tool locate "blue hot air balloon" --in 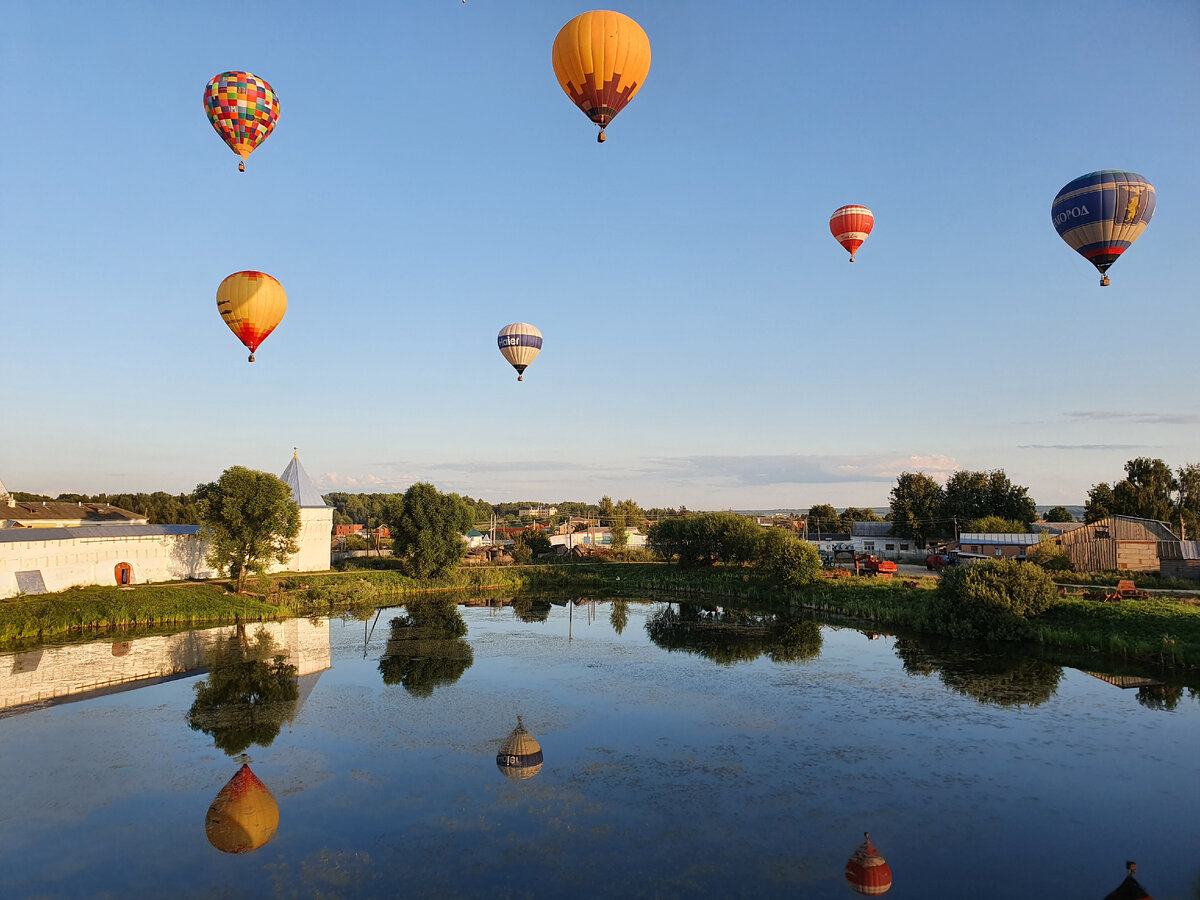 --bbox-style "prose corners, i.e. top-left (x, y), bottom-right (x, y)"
top-left (1052, 170), bottom-right (1155, 286)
